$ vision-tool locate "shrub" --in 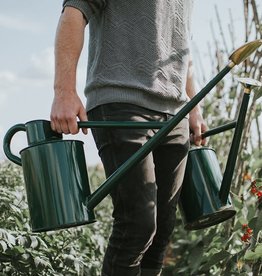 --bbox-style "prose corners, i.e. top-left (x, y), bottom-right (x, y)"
top-left (0, 162), bottom-right (112, 276)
